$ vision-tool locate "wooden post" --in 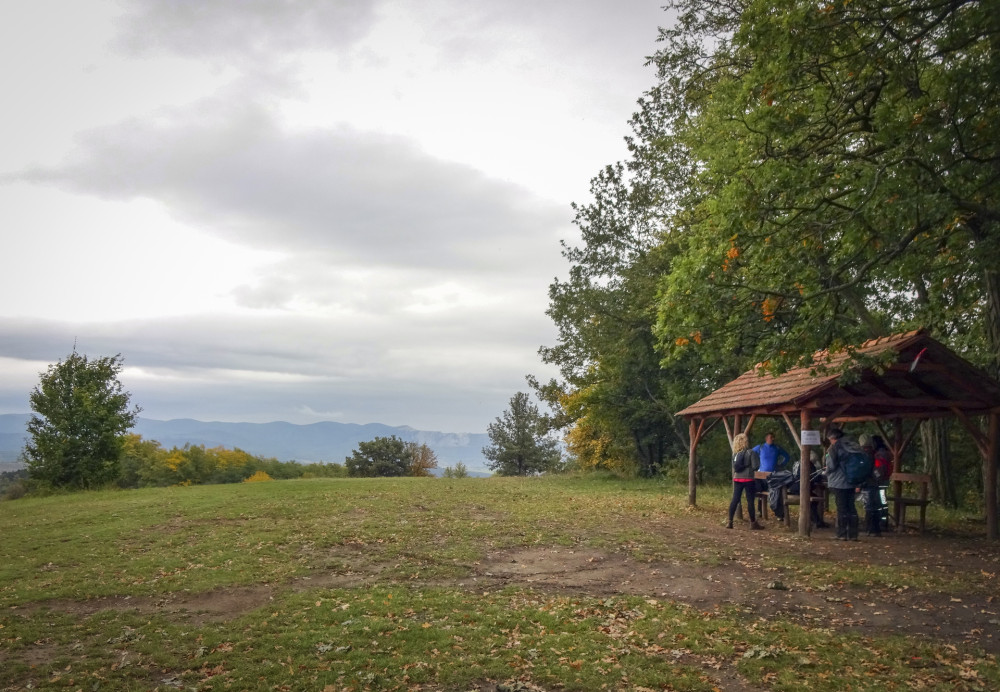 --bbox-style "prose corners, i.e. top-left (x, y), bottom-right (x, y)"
top-left (688, 418), bottom-right (698, 508)
top-left (987, 412), bottom-right (999, 541)
top-left (799, 410), bottom-right (811, 537)
top-left (734, 414), bottom-right (744, 521)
